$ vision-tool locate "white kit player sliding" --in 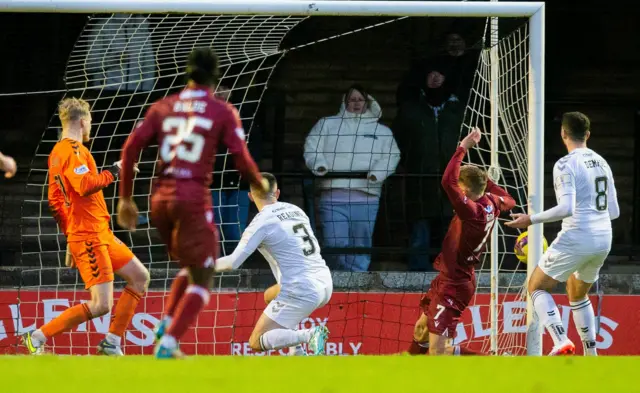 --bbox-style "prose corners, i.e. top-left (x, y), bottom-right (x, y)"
top-left (507, 112), bottom-right (619, 356)
top-left (215, 172), bottom-right (333, 355)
